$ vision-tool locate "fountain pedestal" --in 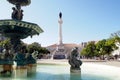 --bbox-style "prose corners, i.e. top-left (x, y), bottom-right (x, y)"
top-left (0, 65), bottom-right (3, 73)
top-left (3, 65), bottom-right (12, 72)
top-left (70, 67), bottom-right (81, 73)
top-left (0, 56), bottom-right (13, 75)
top-left (14, 66), bottom-right (27, 78)
top-left (27, 64), bottom-right (37, 74)
top-left (0, 0), bottom-right (43, 77)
